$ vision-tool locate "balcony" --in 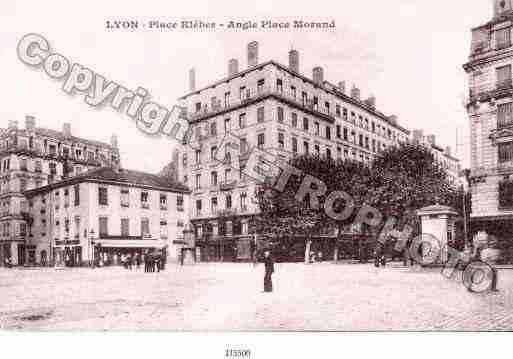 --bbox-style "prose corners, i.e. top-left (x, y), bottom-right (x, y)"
top-left (141, 202), bottom-right (150, 209)
top-left (187, 85), bottom-right (336, 125)
top-left (220, 180), bottom-right (237, 191)
top-left (160, 204), bottom-right (168, 211)
top-left (469, 79), bottom-right (513, 103)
